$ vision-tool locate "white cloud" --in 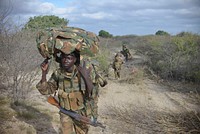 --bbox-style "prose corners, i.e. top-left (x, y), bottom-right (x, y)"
top-left (37, 2), bottom-right (74, 15)
top-left (38, 2), bottom-right (55, 13)
top-left (1, 0), bottom-right (200, 35)
top-left (82, 12), bottom-right (113, 20)
top-left (53, 7), bottom-right (75, 15)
